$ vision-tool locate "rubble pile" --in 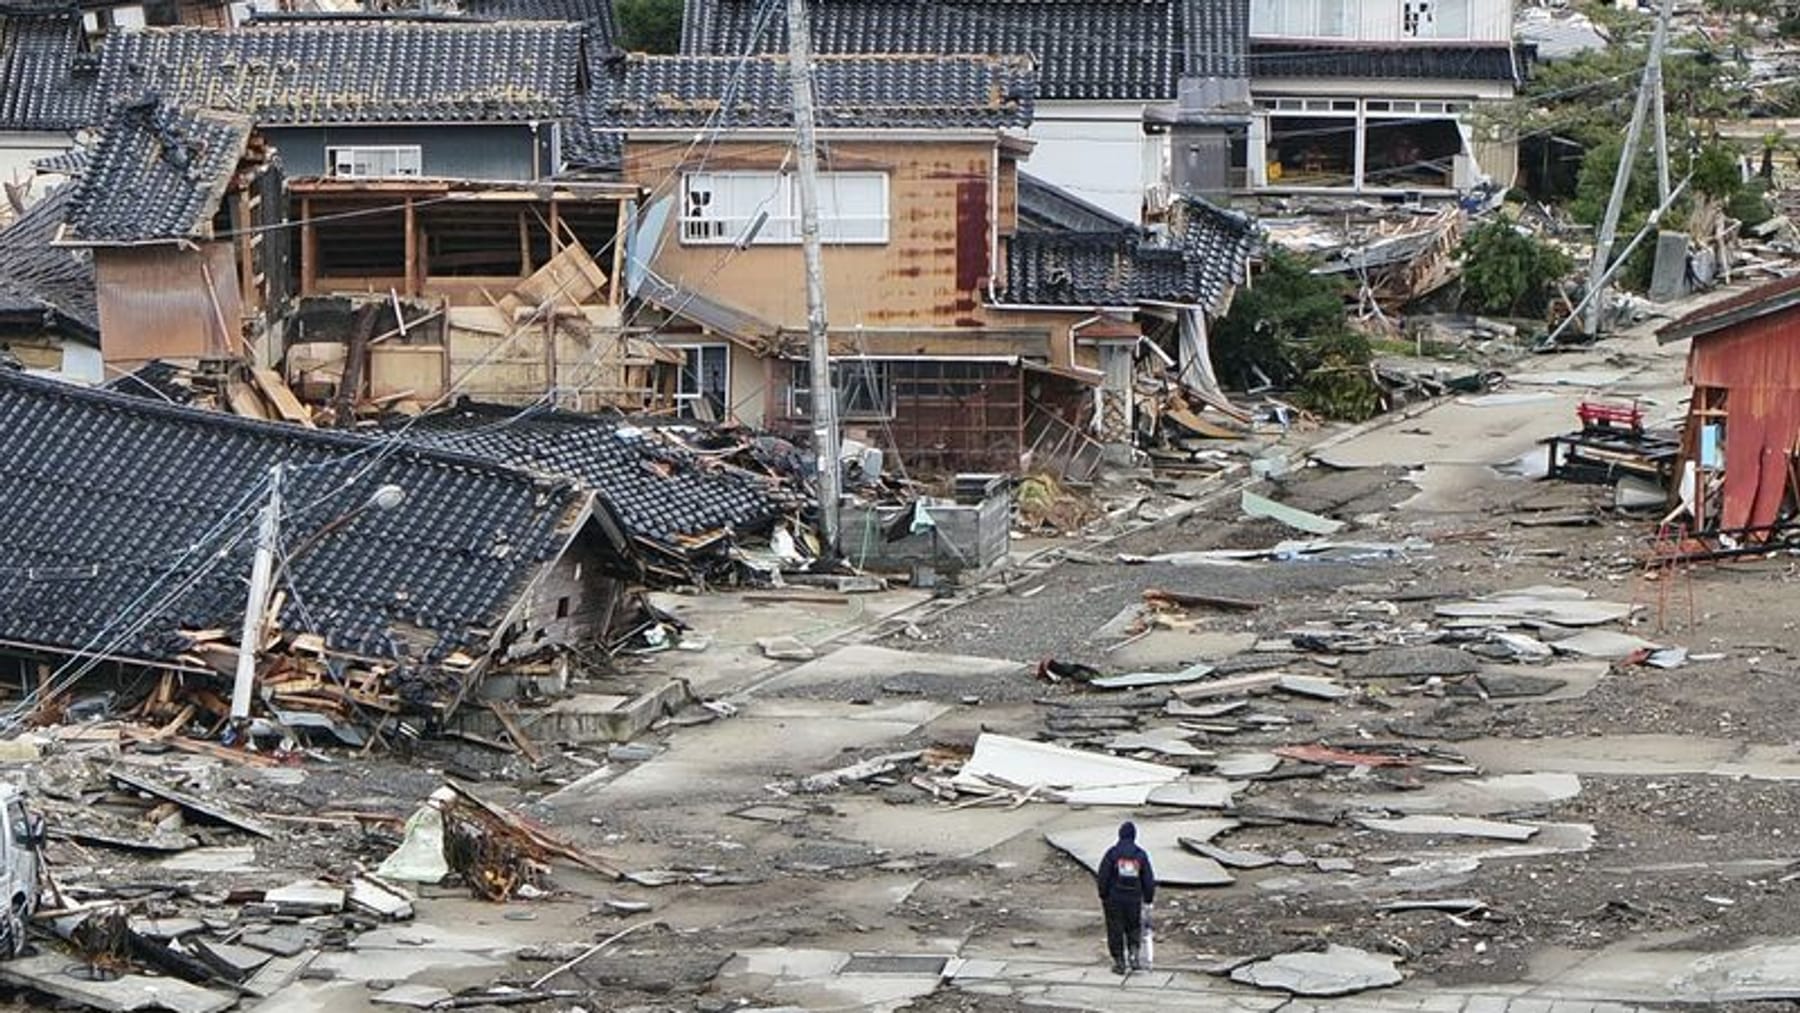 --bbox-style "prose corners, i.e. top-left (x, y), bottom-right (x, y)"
top-left (5, 740), bottom-right (617, 1011)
